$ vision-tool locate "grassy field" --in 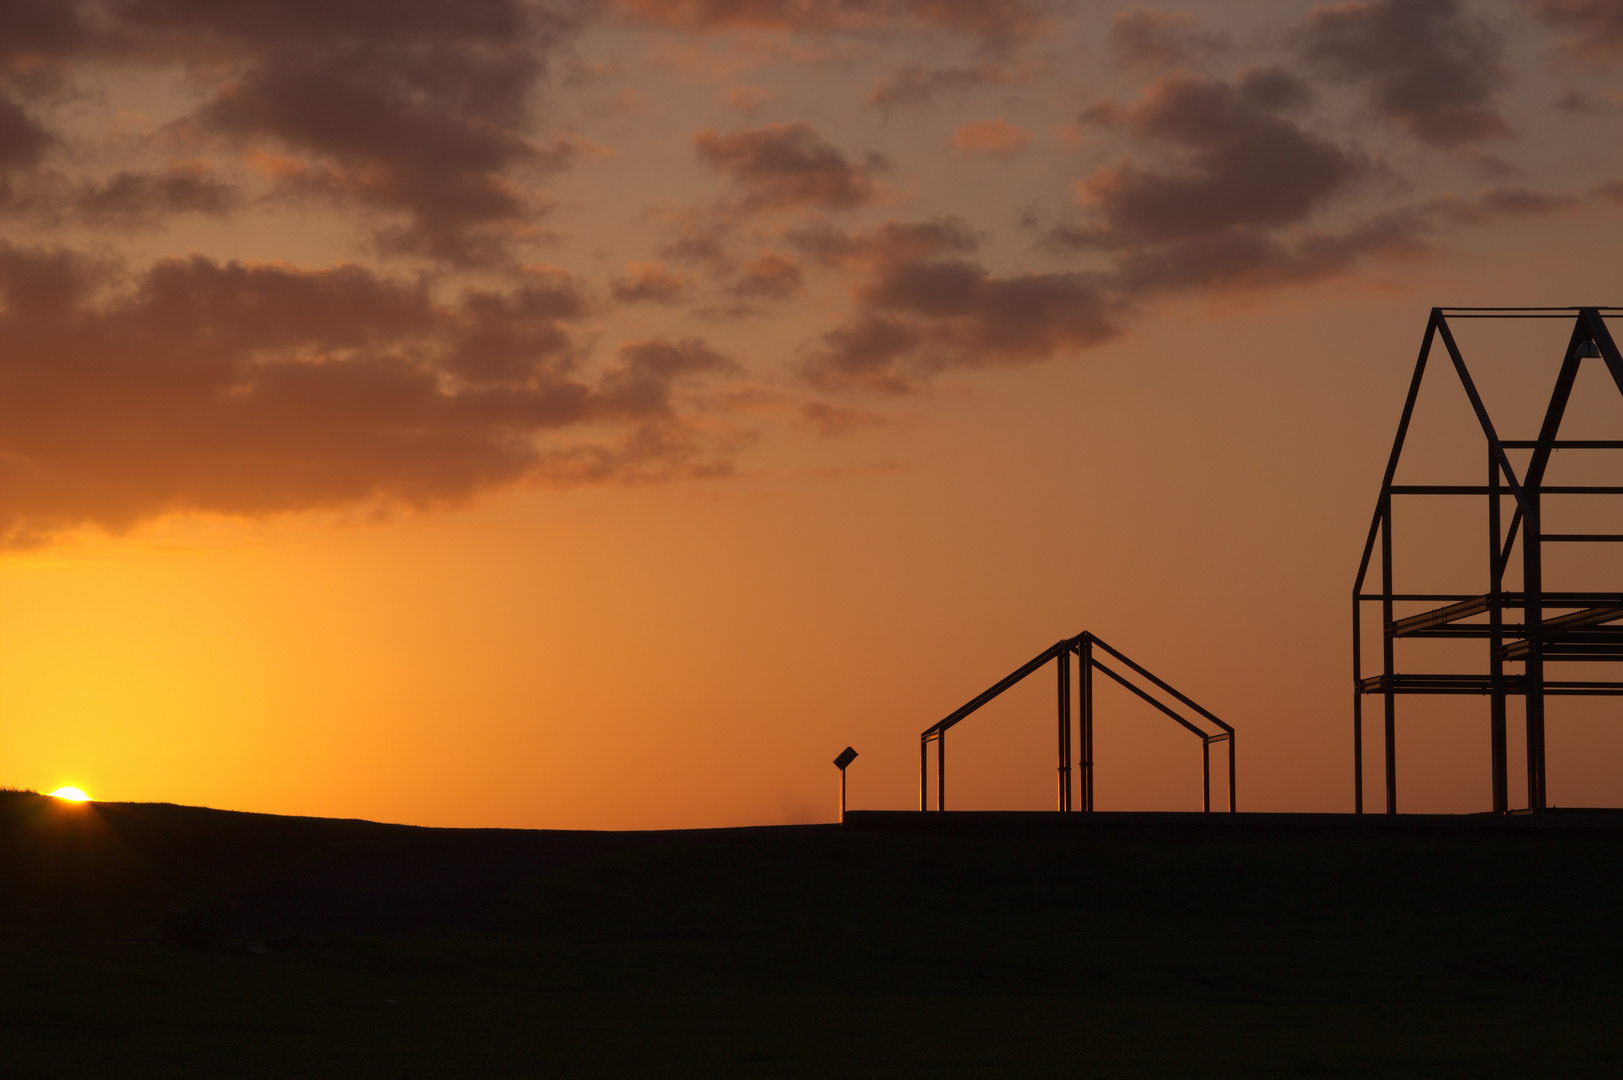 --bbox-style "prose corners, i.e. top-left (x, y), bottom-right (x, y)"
top-left (4, 790), bottom-right (1621, 1078)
